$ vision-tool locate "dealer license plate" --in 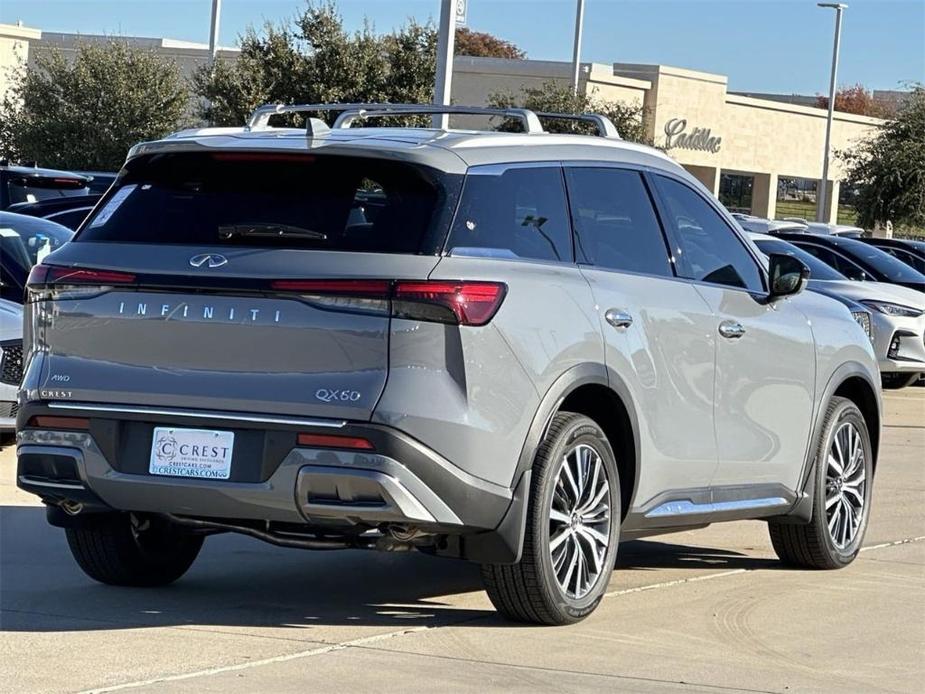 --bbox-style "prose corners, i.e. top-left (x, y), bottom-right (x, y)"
top-left (149, 427), bottom-right (234, 480)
